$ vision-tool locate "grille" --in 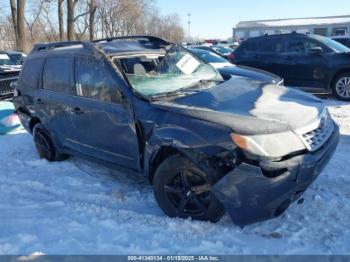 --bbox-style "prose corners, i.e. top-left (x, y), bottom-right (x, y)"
top-left (299, 111), bottom-right (334, 152)
top-left (0, 77), bottom-right (18, 96)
